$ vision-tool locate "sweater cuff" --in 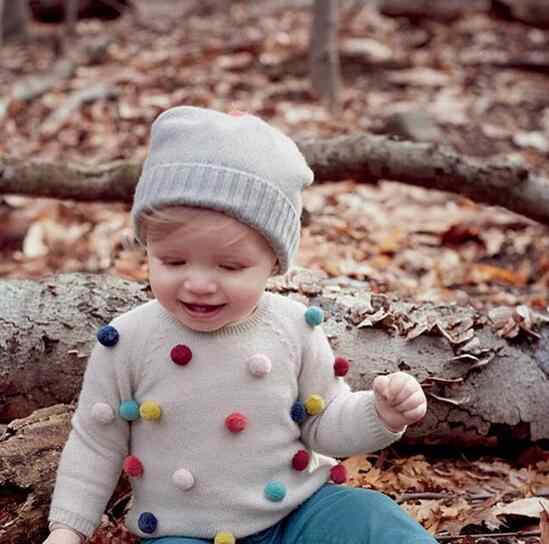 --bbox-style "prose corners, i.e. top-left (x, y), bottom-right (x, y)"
top-left (49, 508), bottom-right (97, 538)
top-left (362, 397), bottom-right (406, 448)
